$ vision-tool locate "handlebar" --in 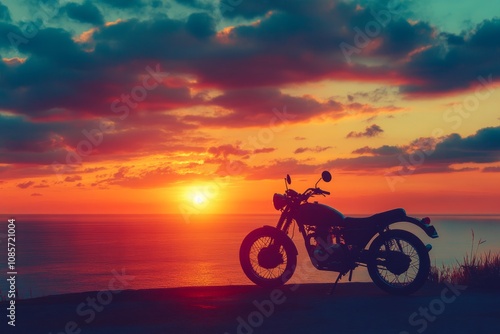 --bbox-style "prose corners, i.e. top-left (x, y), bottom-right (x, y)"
top-left (319, 189), bottom-right (331, 195)
top-left (302, 187), bottom-right (330, 198)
